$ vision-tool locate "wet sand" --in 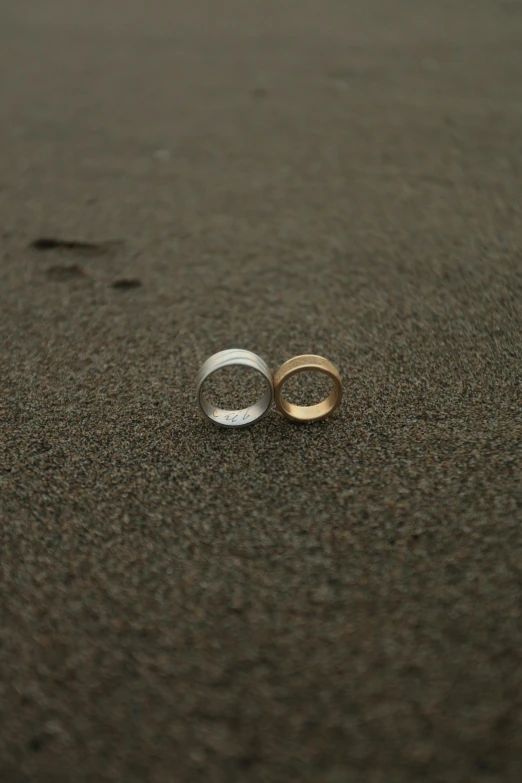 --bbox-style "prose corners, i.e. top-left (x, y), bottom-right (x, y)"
top-left (1, 1), bottom-right (521, 781)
